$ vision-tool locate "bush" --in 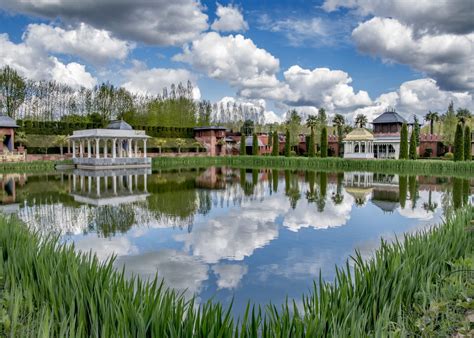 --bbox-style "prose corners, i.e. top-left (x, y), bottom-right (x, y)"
top-left (444, 152), bottom-right (454, 160)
